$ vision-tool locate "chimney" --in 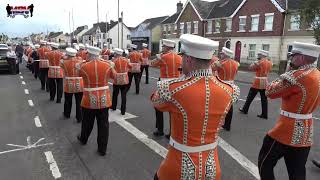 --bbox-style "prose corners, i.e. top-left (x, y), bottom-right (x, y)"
top-left (177, 1), bottom-right (183, 13)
